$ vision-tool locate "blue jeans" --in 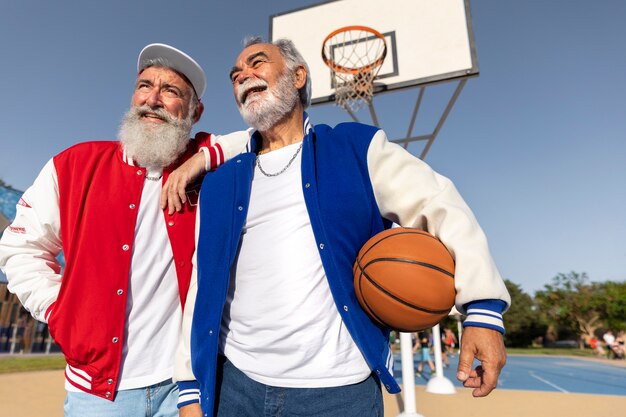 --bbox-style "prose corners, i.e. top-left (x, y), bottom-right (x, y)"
top-left (215, 356), bottom-right (383, 417)
top-left (64, 379), bottom-right (178, 417)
